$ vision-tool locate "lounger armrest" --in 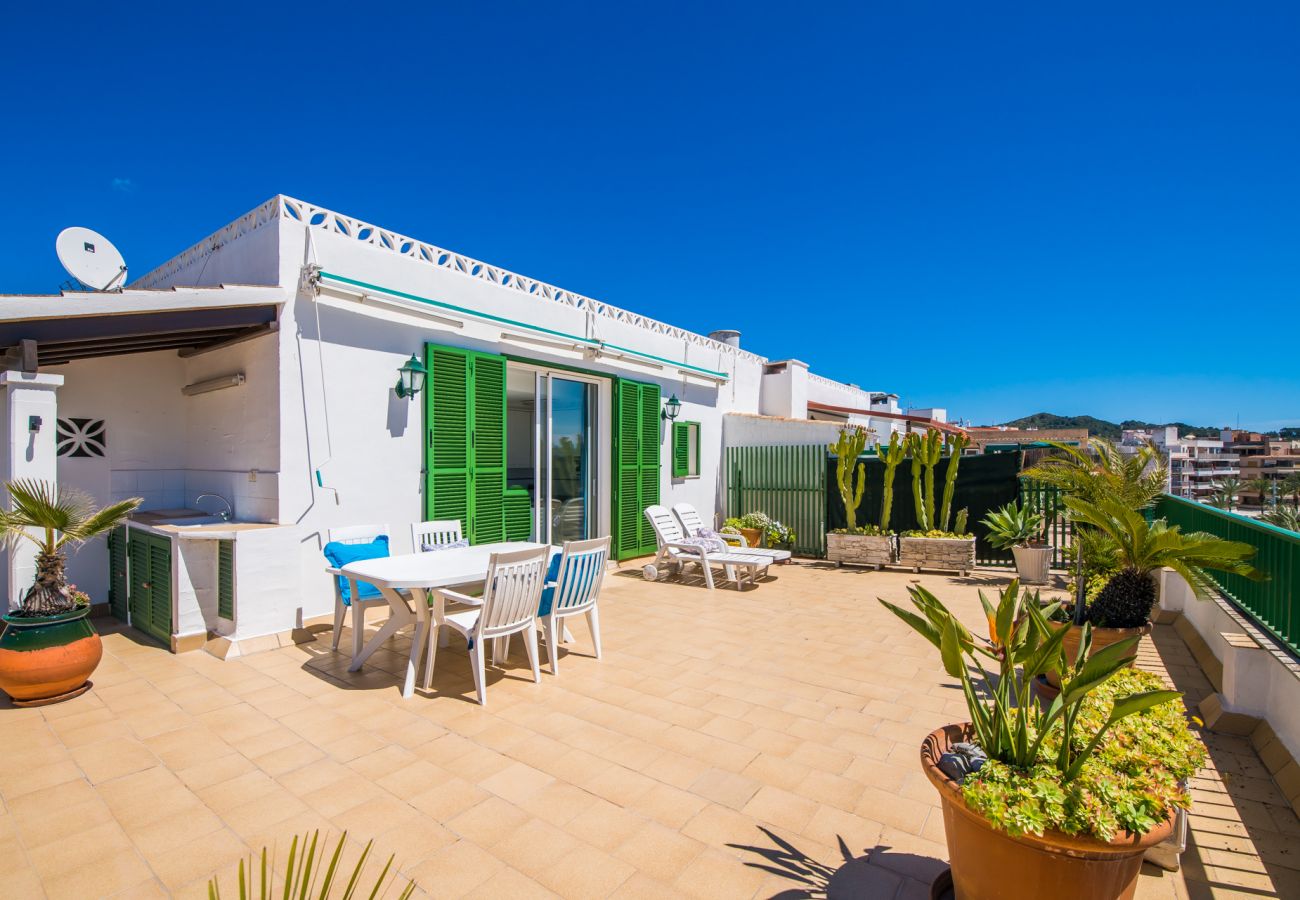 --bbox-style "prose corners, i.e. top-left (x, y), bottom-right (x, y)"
top-left (665, 541), bottom-right (708, 555)
top-left (325, 567), bottom-right (345, 577)
top-left (717, 533), bottom-right (748, 548)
